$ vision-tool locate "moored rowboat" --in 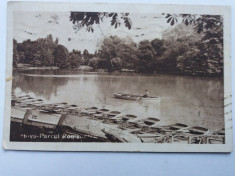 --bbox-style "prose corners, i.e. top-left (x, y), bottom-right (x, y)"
top-left (188, 126), bottom-right (209, 135)
top-left (136, 117), bottom-right (161, 127)
top-left (168, 123), bottom-right (188, 131)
